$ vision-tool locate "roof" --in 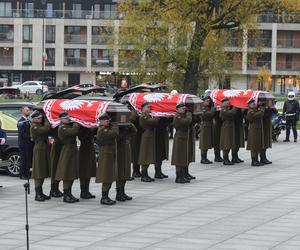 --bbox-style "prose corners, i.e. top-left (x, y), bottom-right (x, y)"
top-left (0, 102), bottom-right (35, 108)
